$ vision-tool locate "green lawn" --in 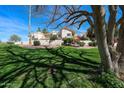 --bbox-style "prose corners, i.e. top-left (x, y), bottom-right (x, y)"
top-left (0, 43), bottom-right (102, 88)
